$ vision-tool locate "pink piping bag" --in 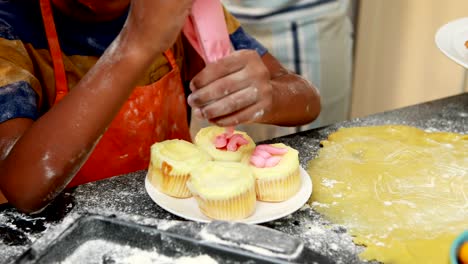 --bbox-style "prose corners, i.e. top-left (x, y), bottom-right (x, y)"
top-left (183, 0), bottom-right (232, 63)
top-left (183, 0), bottom-right (245, 147)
